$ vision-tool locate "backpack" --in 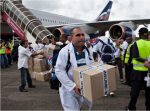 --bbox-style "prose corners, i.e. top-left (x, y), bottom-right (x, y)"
top-left (49, 46), bottom-right (92, 90)
top-left (98, 39), bottom-right (115, 63)
top-left (50, 68), bottom-right (60, 90)
top-left (50, 49), bottom-right (71, 90)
